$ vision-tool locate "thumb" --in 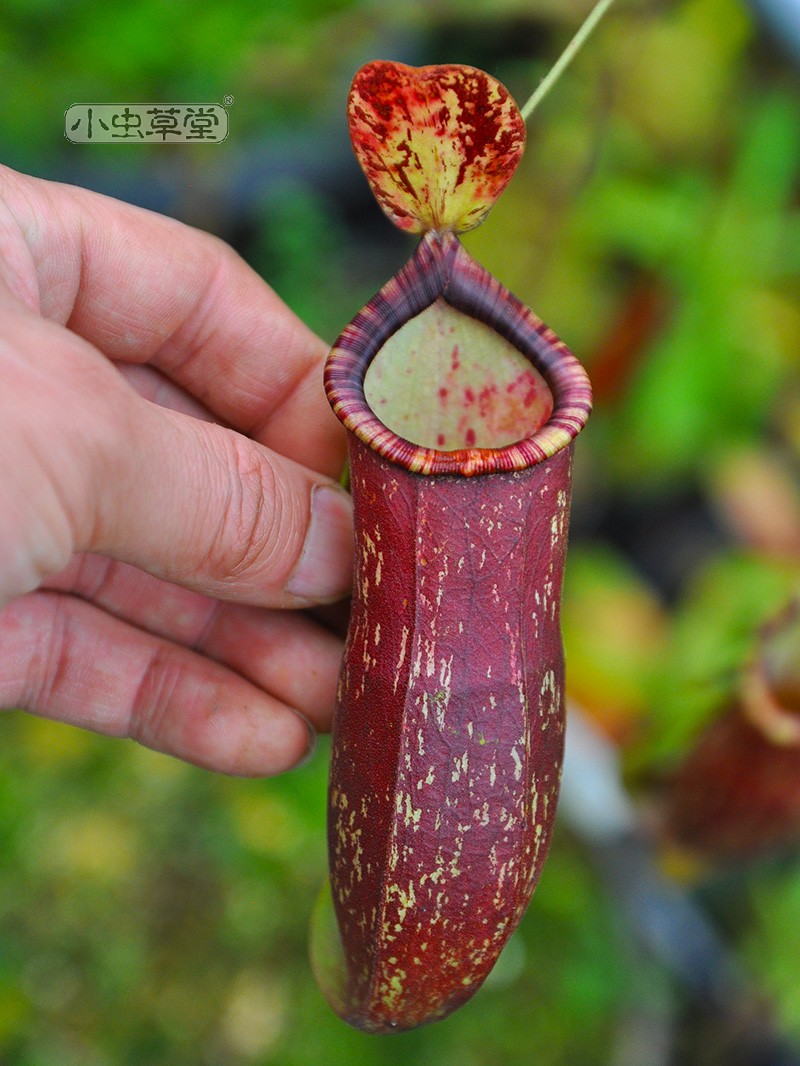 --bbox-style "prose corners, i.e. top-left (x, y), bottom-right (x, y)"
top-left (92, 397), bottom-right (354, 607)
